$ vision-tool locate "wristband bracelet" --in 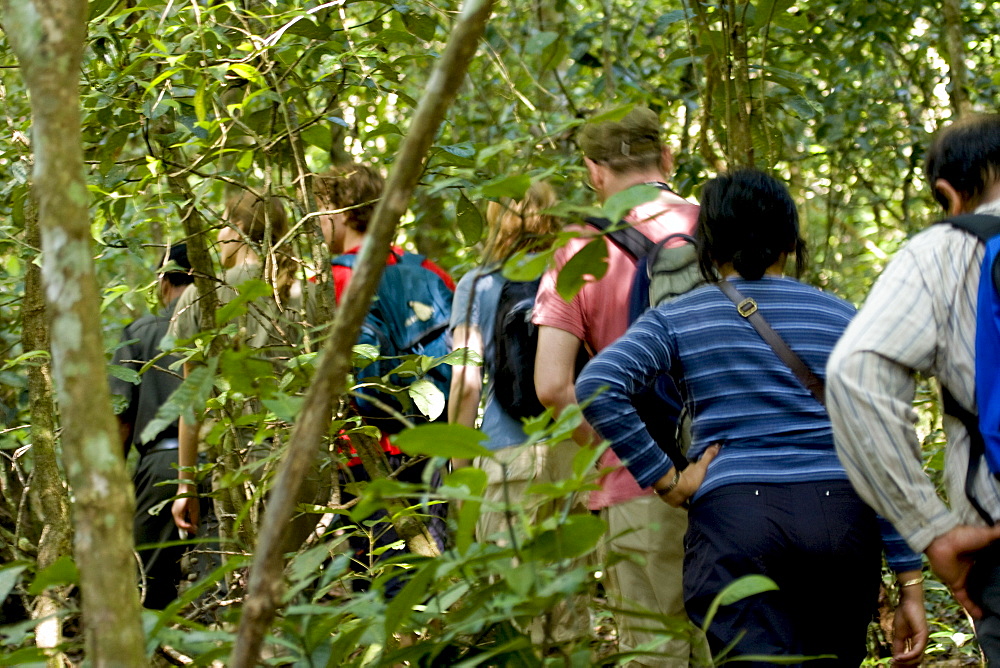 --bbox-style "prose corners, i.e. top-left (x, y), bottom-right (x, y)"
top-left (656, 469), bottom-right (682, 497)
top-left (898, 576), bottom-right (924, 588)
